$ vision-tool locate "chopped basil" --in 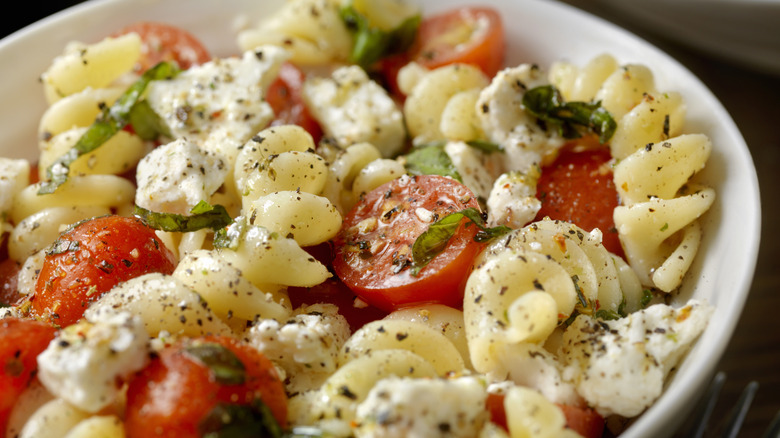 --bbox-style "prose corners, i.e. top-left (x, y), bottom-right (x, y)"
top-left (128, 99), bottom-right (171, 140)
top-left (199, 400), bottom-right (283, 438)
top-left (340, 4), bottom-right (421, 69)
top-left (133, 201), bottom-right (232, 232)
top-left (595, 309), bottom-right (621, 321)
top-left (640, 289), bottom-right (654, 308)
top-left (404, 143), bottom-right (462, 182)
top-left (571, 275), bottom-right (588, 308)
top-left (465, 139), bottom-right (504, 154)
top-left (185, 342), bottom-right (246, 385)
top-left (522, 85), bottom-right (617, 144)
top-left (410, 207), bottom-right (511, 275)
top-left (38, 61), bottom-right (179, 194)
